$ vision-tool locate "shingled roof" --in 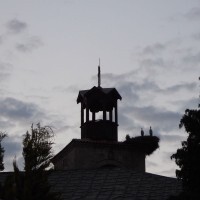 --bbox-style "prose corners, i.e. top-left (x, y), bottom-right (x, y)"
top-left (0, 168), bottom-right (182, 200)
top-left (49, 168), bottom-right (182, 200)
top-left (77, 86), bottom-right (122, 104)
